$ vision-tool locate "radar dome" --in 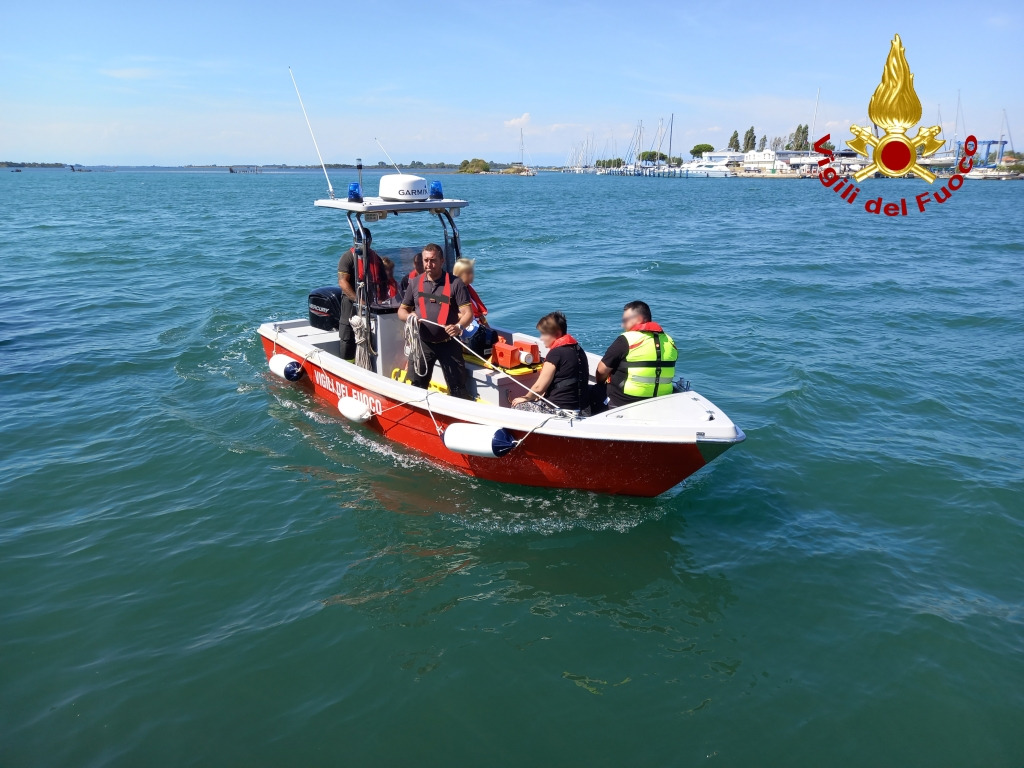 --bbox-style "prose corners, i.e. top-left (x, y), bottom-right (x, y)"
top-left (379, 174), bottom-right (429, 202)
